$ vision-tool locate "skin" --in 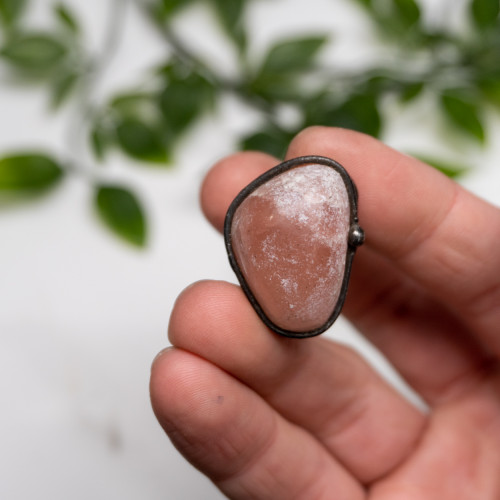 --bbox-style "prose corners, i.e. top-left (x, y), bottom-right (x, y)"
top-left (150, 127), bottom-right (500, 499)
